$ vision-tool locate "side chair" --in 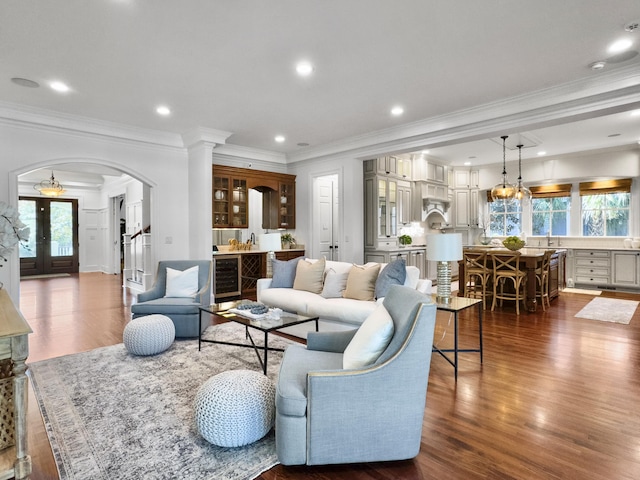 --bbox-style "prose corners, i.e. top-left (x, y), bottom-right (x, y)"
top-left (535, 250), bottom-right (555, 311)
top-left (463, 250), bottom-right (491, 309)
top-left (490, 251), bottom-right (527, 315)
